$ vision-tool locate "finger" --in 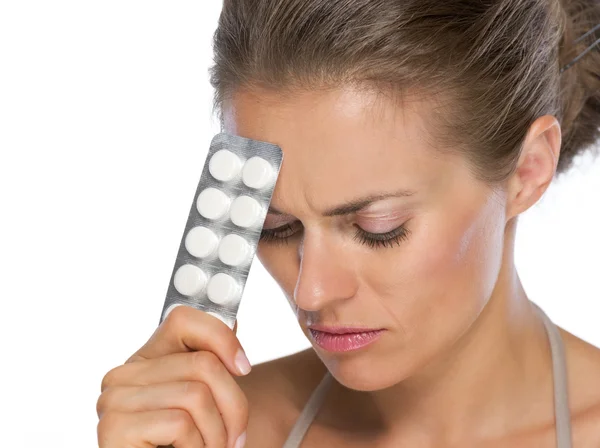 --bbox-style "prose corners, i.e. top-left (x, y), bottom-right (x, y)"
top-left (97, 409), bottom-right (204, 448)
top-left (101, 351), bottom-right (249, 448)
top-left (98, 381), bottom-right (227, 448)
top-left (126, 306), bottom-right (250, 377)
